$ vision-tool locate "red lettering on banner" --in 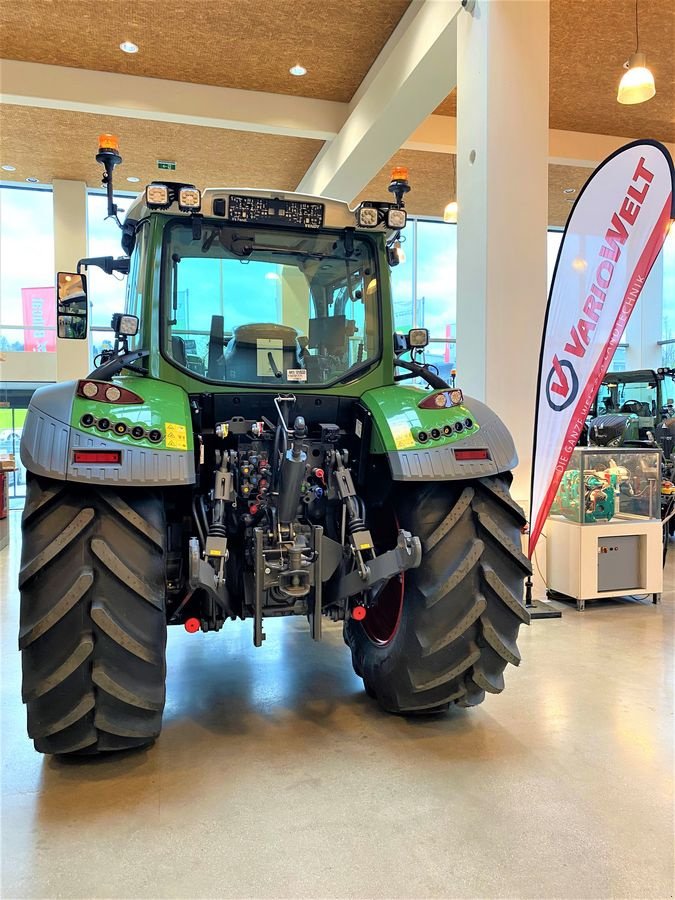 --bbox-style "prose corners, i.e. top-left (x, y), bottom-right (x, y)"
top-left (620, 197), bottom-right (640, 225)
top-left (590, 284), bottom-right (606, 302)
top-left (597, 259), bottom-right (614, 288)
top-left (583, 295), bottom-right (603, 321)
top-left (564, 327), bottom-right (585, 357)
top-left (600, 212), bottom-right (629, 261)
top-left (577, 318), bottom-right (596, 344)
top-left (632, 156), bottom-right (654, 187)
